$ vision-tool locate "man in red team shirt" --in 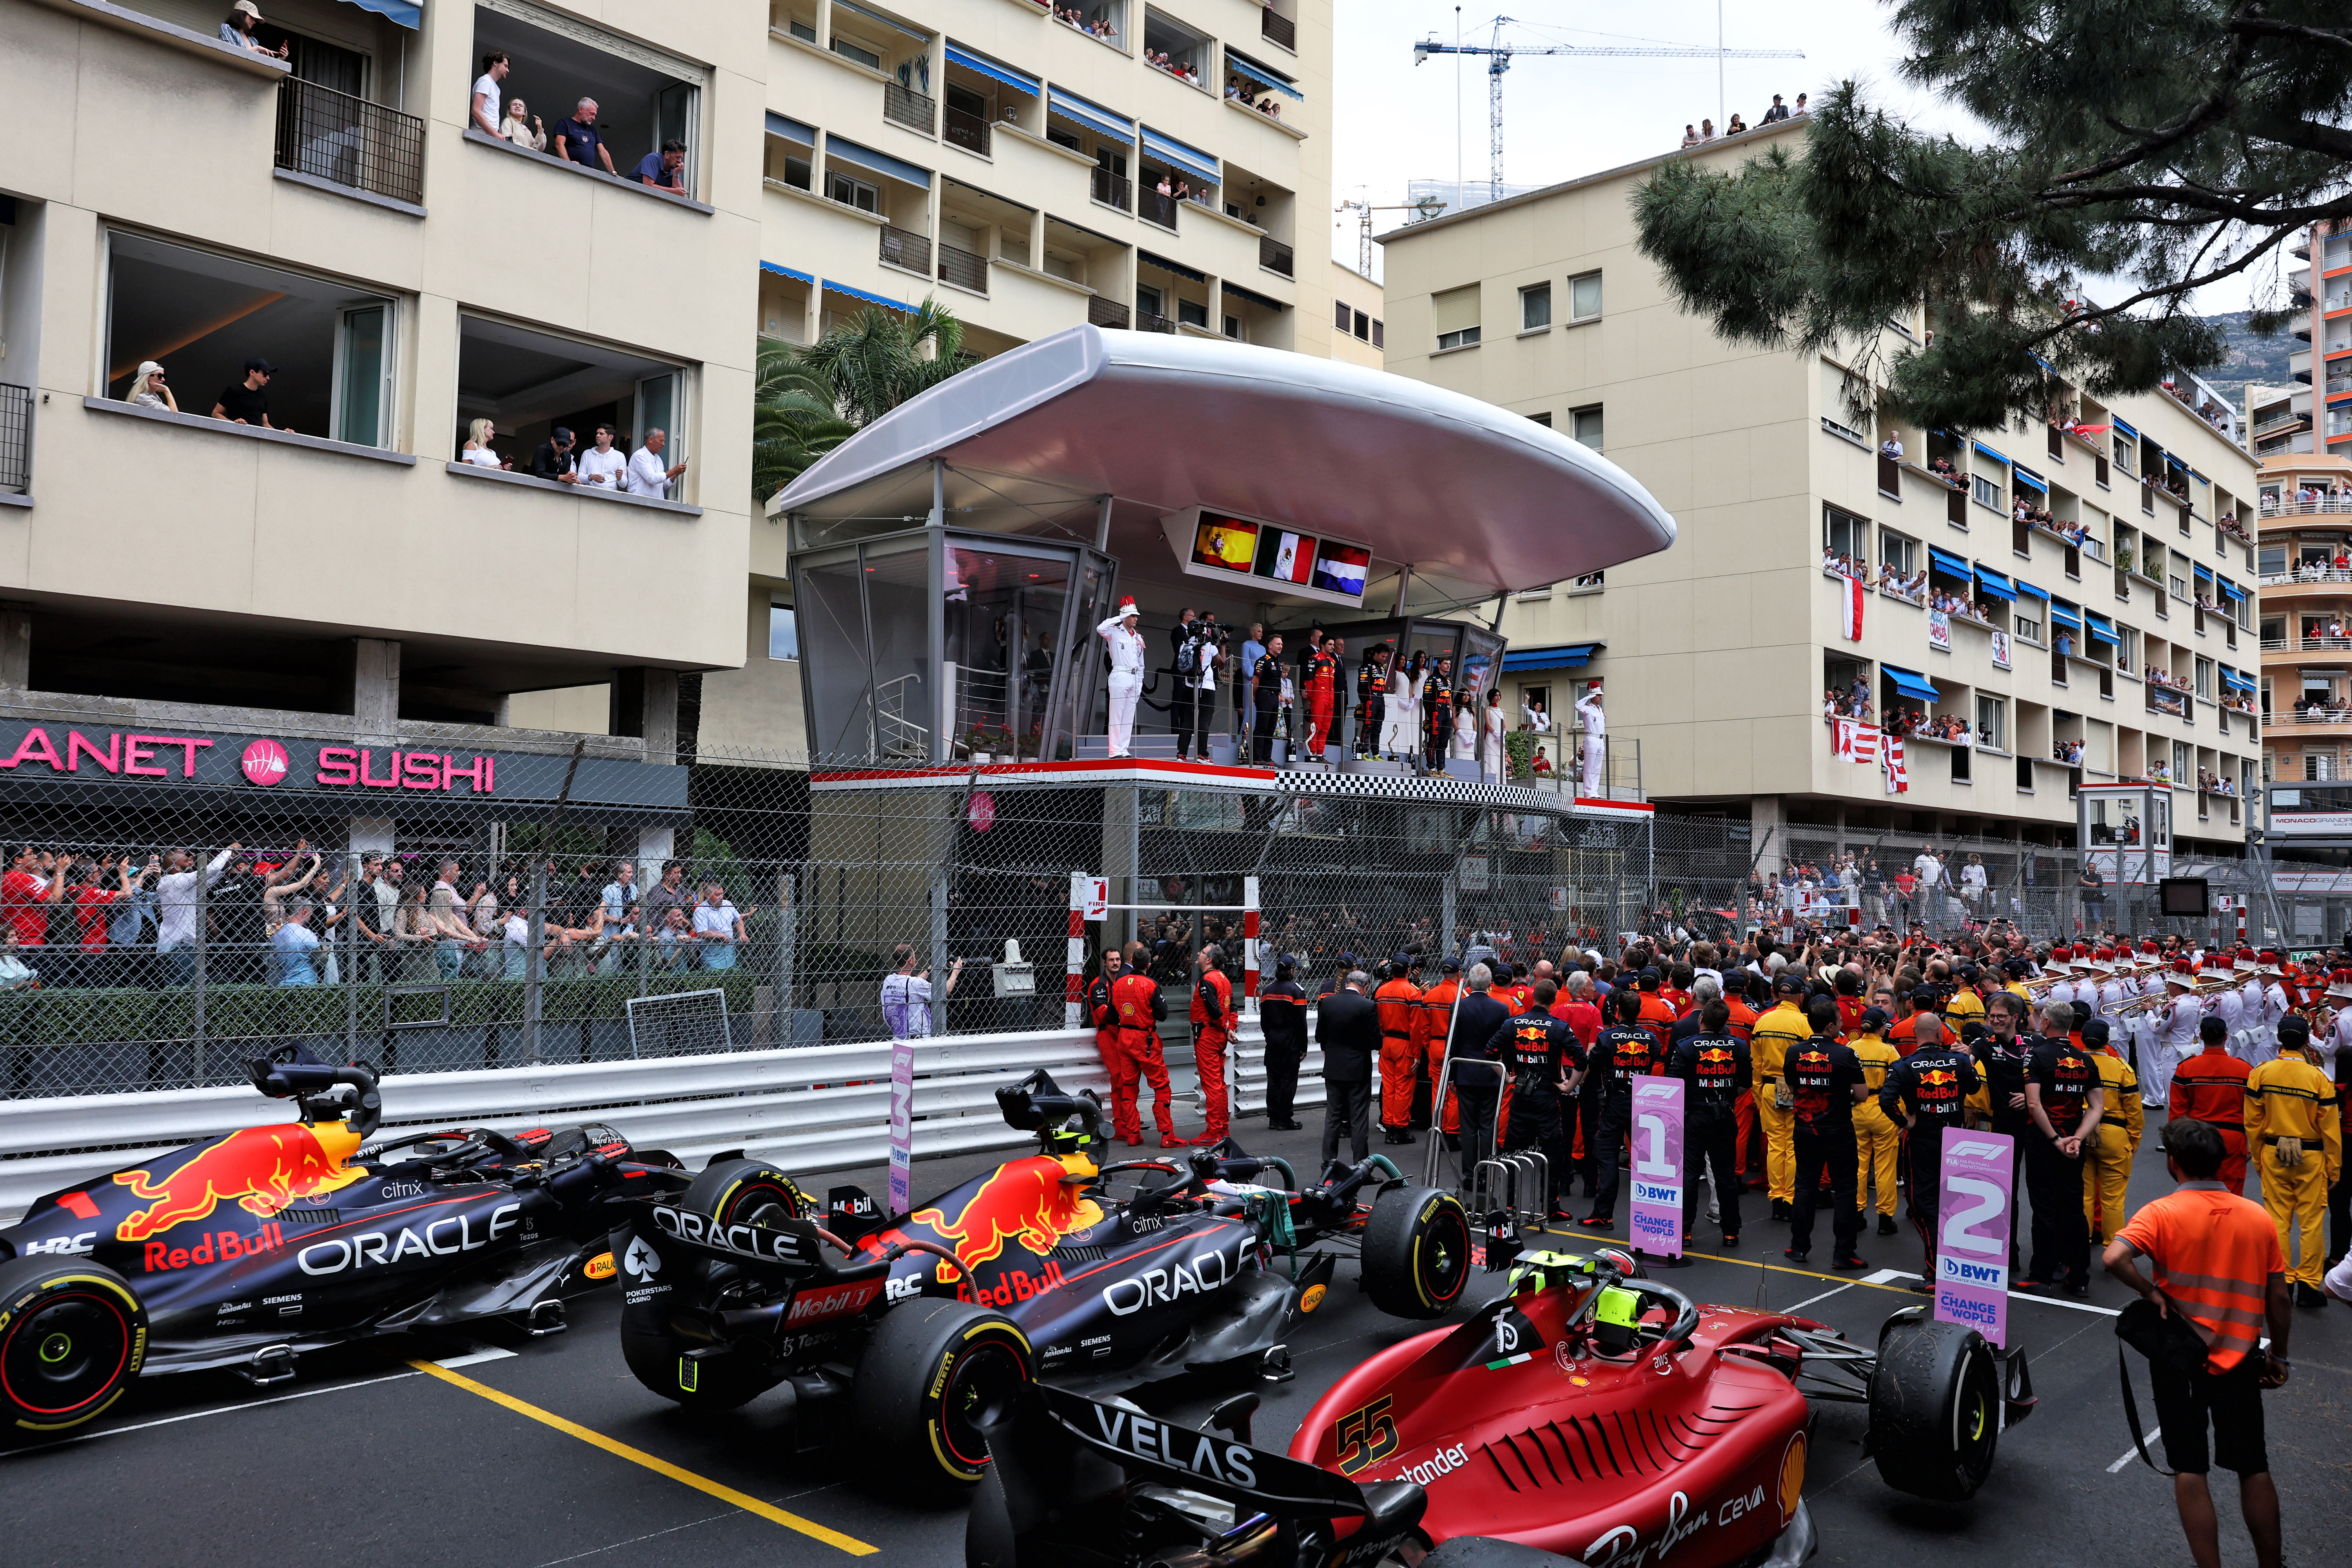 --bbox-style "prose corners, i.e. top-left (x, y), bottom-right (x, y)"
top-left (0, 844), bottom-right (67, 953)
